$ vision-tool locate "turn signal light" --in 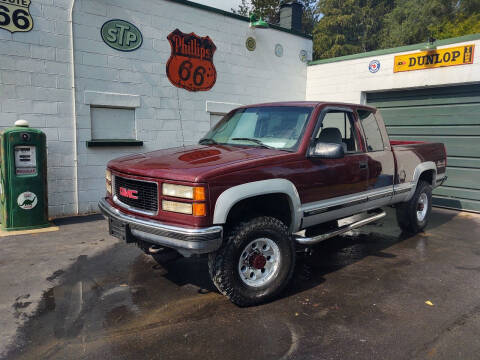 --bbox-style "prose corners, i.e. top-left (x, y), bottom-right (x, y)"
top-left (105, 169), bottom-right (112, 195)
top-left (193, 203), bottom-right (206, 216)
top-left (193, 187), bottom-right (206, 201)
